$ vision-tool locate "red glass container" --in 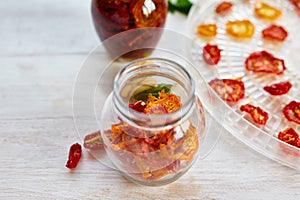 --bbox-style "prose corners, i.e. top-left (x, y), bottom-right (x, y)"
top-left (91, 0), bottom-right (168, 60)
